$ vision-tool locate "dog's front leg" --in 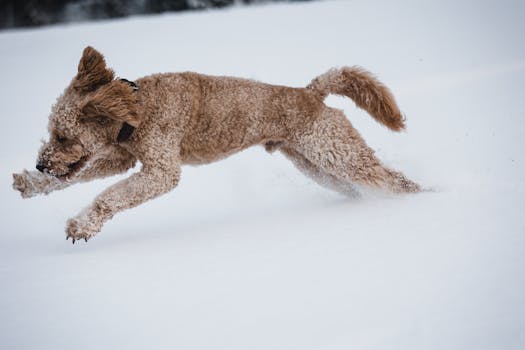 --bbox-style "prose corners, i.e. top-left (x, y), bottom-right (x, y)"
top-left (12, 170), bottom-right (69, 198)
top-left (65, 165), bottom-right (181, 242)
top-left (13, 147), bottom-right (136, 198)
